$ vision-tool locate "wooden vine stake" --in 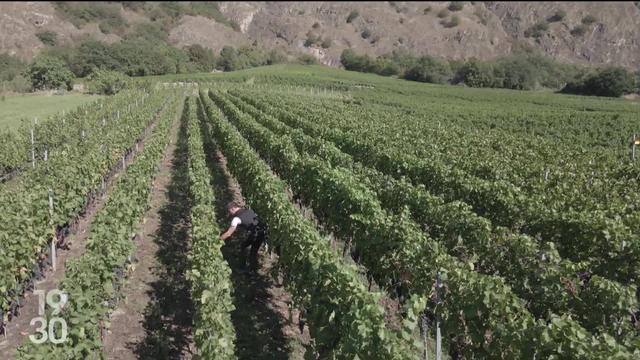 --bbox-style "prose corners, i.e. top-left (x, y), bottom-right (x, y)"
top-left (435, 273), bottom-right (442, 360)
top-left (30, 128), bottom-right (35, 168)
top-left (420, 313), bottom-right (428, 360)
top-left (48, 189), bottom-right (56, 271)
